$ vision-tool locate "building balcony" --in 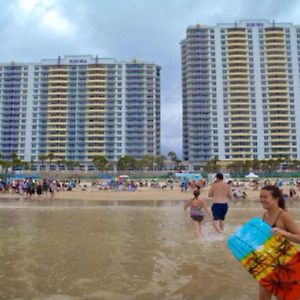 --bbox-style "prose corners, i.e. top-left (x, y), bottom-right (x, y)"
top-left (228, 58), bottom-right (248, 63)
top-left (87, 66), bottom-right (106, 71)
top-left (229, 83), bottom-right (249, 88)
top-left (269, 119), bottom-right (290, 124)
top-left (46, 146), bottom-right (67, 150)
top-left (265, 35), bottom-right (284, 40)
top-left (229, 93), bottom-right (250, 98)
top-left (266, 50), bottom-right (286, 56)
top-left (227, 46), bottom-right (247, 52)
top-left (265, 44), bottom-right (285, 50)
top-left (85, 151), bottom-right (105, 156)
top-left (229, 99), bottom-right (250, 105)
top-left (87, 84), bottom-right (106, 89)
top-left (85, 146), bottom-right (105, 149)
top-left (85, 102), bottom-right (105, 107)
top-left (85, 109), bottom-right (106, 114)
top-left (268, 87), bottom-right (288, 93)
top-left (47, 115), bottom-right (67, 119)
top-left (229, 88), bottom-right (249, 93)
top-left (45, 133), bottom-right (68, 138)
top-left (267, 115), bottom-right (290, 121)
top-left (230, 132), bottom-right (251, 136)
top-left (270, 137), bottom-right (290, 142)
top-left (87, 91), bottom-right (106, 95)
top-left (49, 65), bottom-right (68, 71)
top-left (47, 79), bottom-right (68, 84)
top-left (85, 132), bottom-right (105, 136)
top-left (230, 119), bottom-right (251, 124)
top-left (47, 95), bottom-right (67, 100)
top-left (267, 101), bottom-right (289, 107)
top-left (230, 145), bottom-right (253, 149)
top-left (270, 149), bottom-right (292, 154)
top-left (48, 74), bottom-right (68, 78)
top-left (85, 118), bottom-right (105, 122)
top-left (47, 121), bottom-right (68, 126)
top-left (230, 125), bottom-right (251, 130)
top-left (227, 28), bottom-right (246, 34)
top-left (227, 36), bottom-right (246, 41)
top-left (48, 91), bottom-right (68, 95)
top-left (86, 96), bottom-right (106, 100)
top-left (267, 66), bottom-right (286, 71)
top-left (267, 93), bottom-right (288, 98)
top-left (47, 87), bottom-right (68, 91)
top-left (268, 107), bottom-right (289, 112)
top-left (47, 104), bottom-right (68, 109)
top-left (267, 59), bottom-right (286, 64)
top-left (47, 140), bottom-right (67, 144)
top-left (227, 64), bottom-right (248, 70)
top-left (269, 126), bottom-right (290, 130)
top-left (267, 75), bottom-right (287, 81)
